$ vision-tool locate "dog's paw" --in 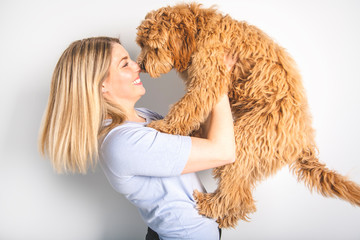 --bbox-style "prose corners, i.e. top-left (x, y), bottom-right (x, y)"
top-left (147, 119), bottom-right (189, 135)
top-left (194, 189), bottom-right (256, 228)
top-left (147, 120), bottom-right (175, 134)
top-left (193, 190), bottom-right (220, 219)
top-left (194, 190), bottom-right (238, 228)
top-left (217, 202), bottom-right (256, 228)
top-left (217, 214), bottom-right (239, 229)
